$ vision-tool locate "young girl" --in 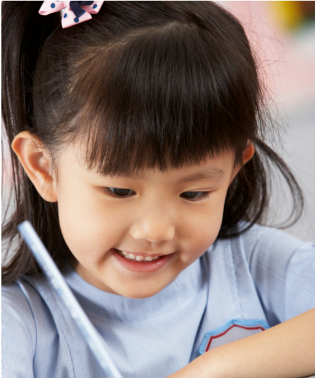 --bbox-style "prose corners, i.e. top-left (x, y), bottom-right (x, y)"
top-left (2, 2), bottom-right (315, 377)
